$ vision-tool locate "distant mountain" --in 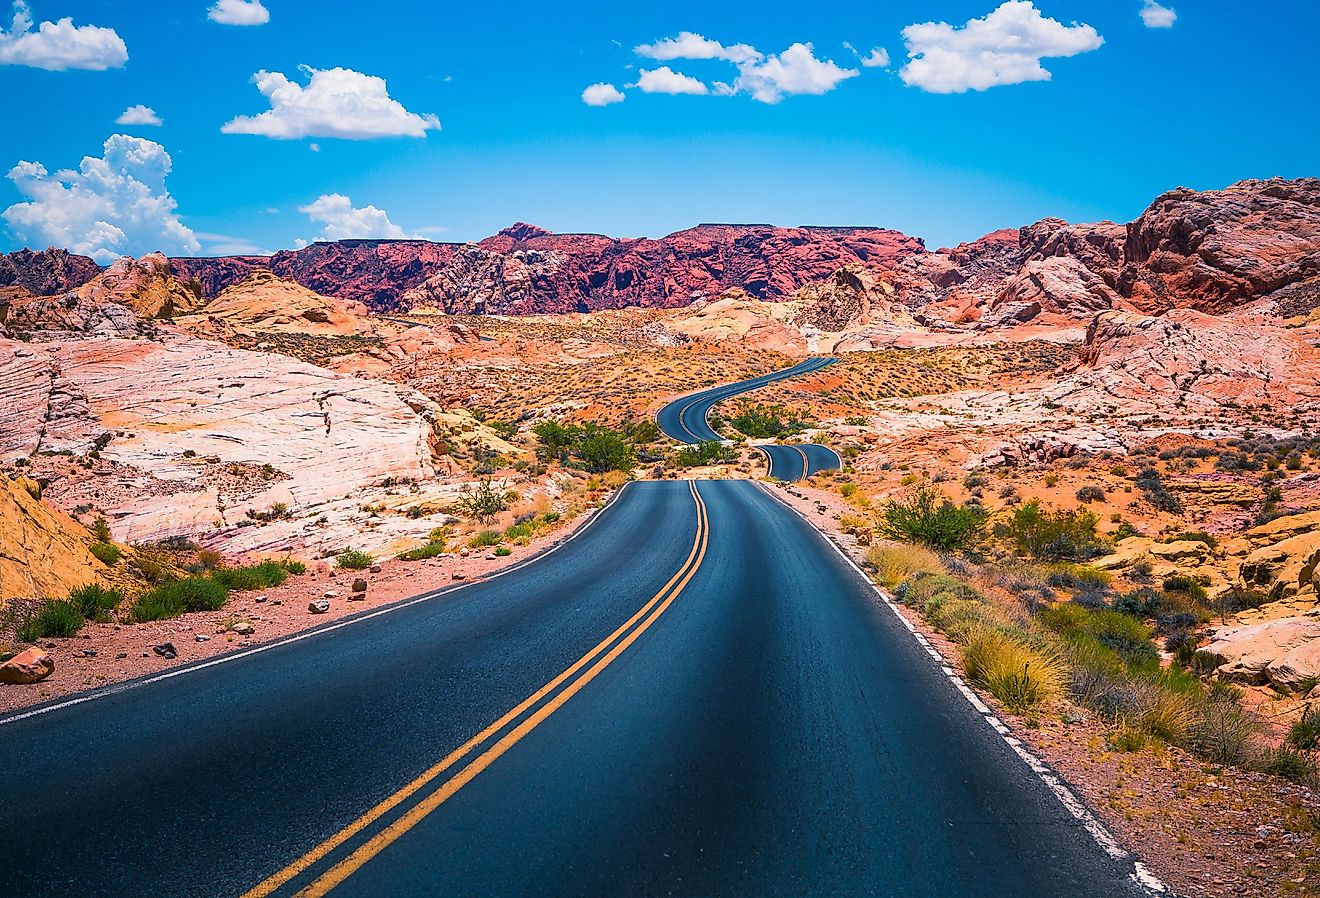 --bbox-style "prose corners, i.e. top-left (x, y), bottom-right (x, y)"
top-left (4, 178), bottom-right (1317, 324)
